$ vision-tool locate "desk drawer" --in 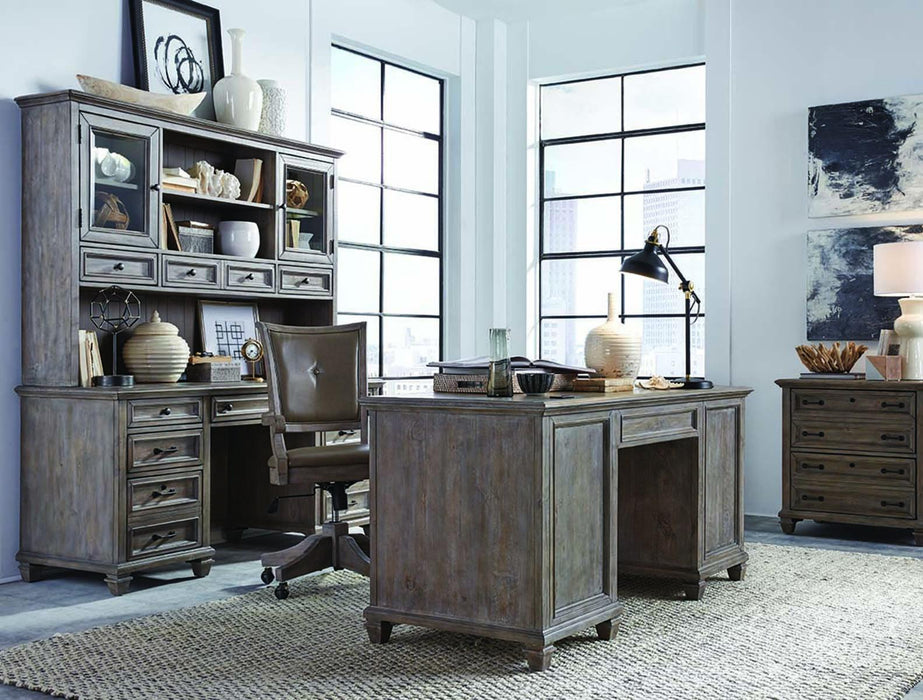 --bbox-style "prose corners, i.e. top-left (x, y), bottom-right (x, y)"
top-left (791, 452), bottom-right (915, 486)
top-left (212, 394), bottom-right (269, 423)
top-left (791, 418), bottom-right (915, 454)
top-left (224, 262), bottom-right (274, 292)
top-left (792, 389), bottom-right (914, 418)
top-left (128, 515), bottom-right (201, 560)
top-left (163, 256), bottom-right (220, 288)
top-left (128, 429), bottom-right (202, 471)
top-left (81, 249), bottom-right (157, 285)
top-left (128, 471), bottom-right (202, 514)
top-left (279, 265), bottom-right (333, 297)
top-left (621, 406), bottom-right (698, 444)
top-left (319, 480), bottom-right (369, 523)
top-left (791, 483), bottom-right (916, 519)
top-left (128, 398), bottom-right (203, 429)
